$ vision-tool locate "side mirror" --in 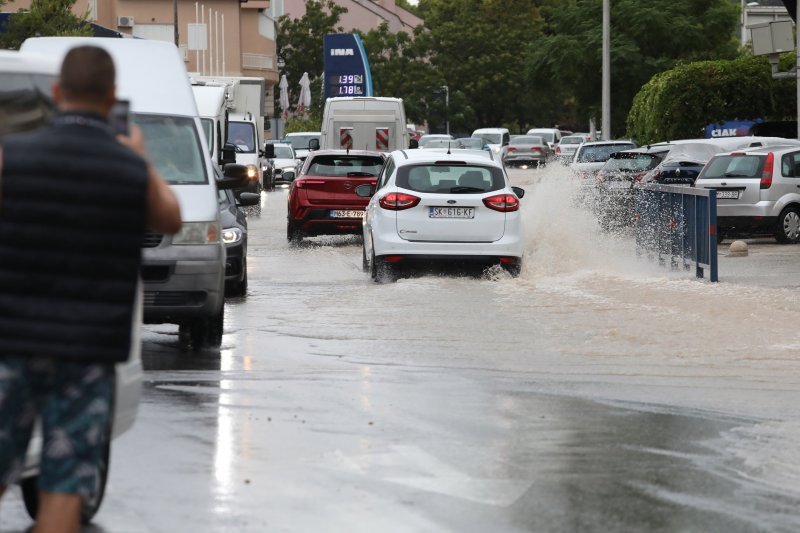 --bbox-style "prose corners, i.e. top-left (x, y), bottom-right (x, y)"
top-left (308, 138), bottom-right (320, 151)
top-left (264, 143), bottom-right (275, 159)
top-left (236, 192), bottom-right (261, 207)
top-left (409, 139), bottom-right (419, 149)
top-left (217, 163), bottom-right (250, 190)
top-left (355, 184), bottom-right (375, 197)
top-left (220, 143), bottom-right (237, 166)
top-left (512, 186), bottom-right (525, 199)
